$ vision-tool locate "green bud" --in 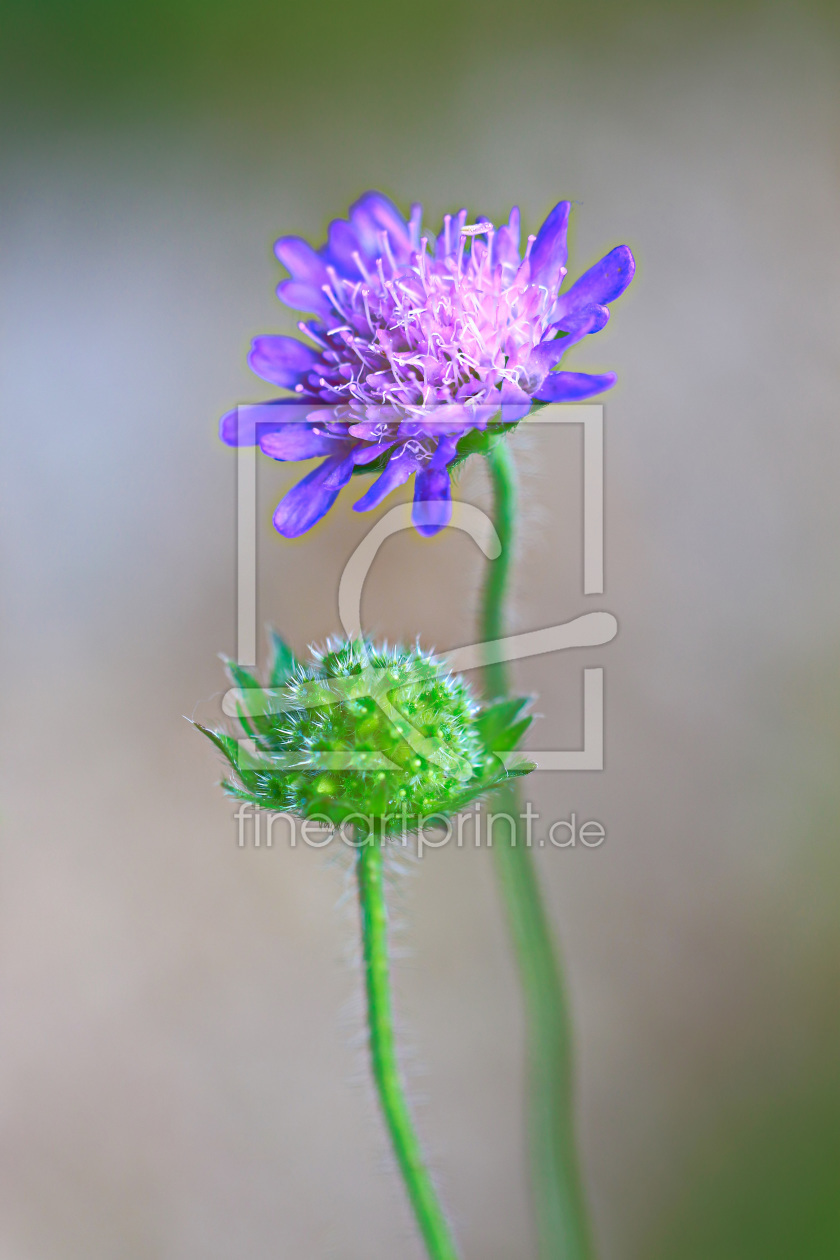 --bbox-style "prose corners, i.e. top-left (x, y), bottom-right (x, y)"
top-left (197, 635), bottom-right (535, 836)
